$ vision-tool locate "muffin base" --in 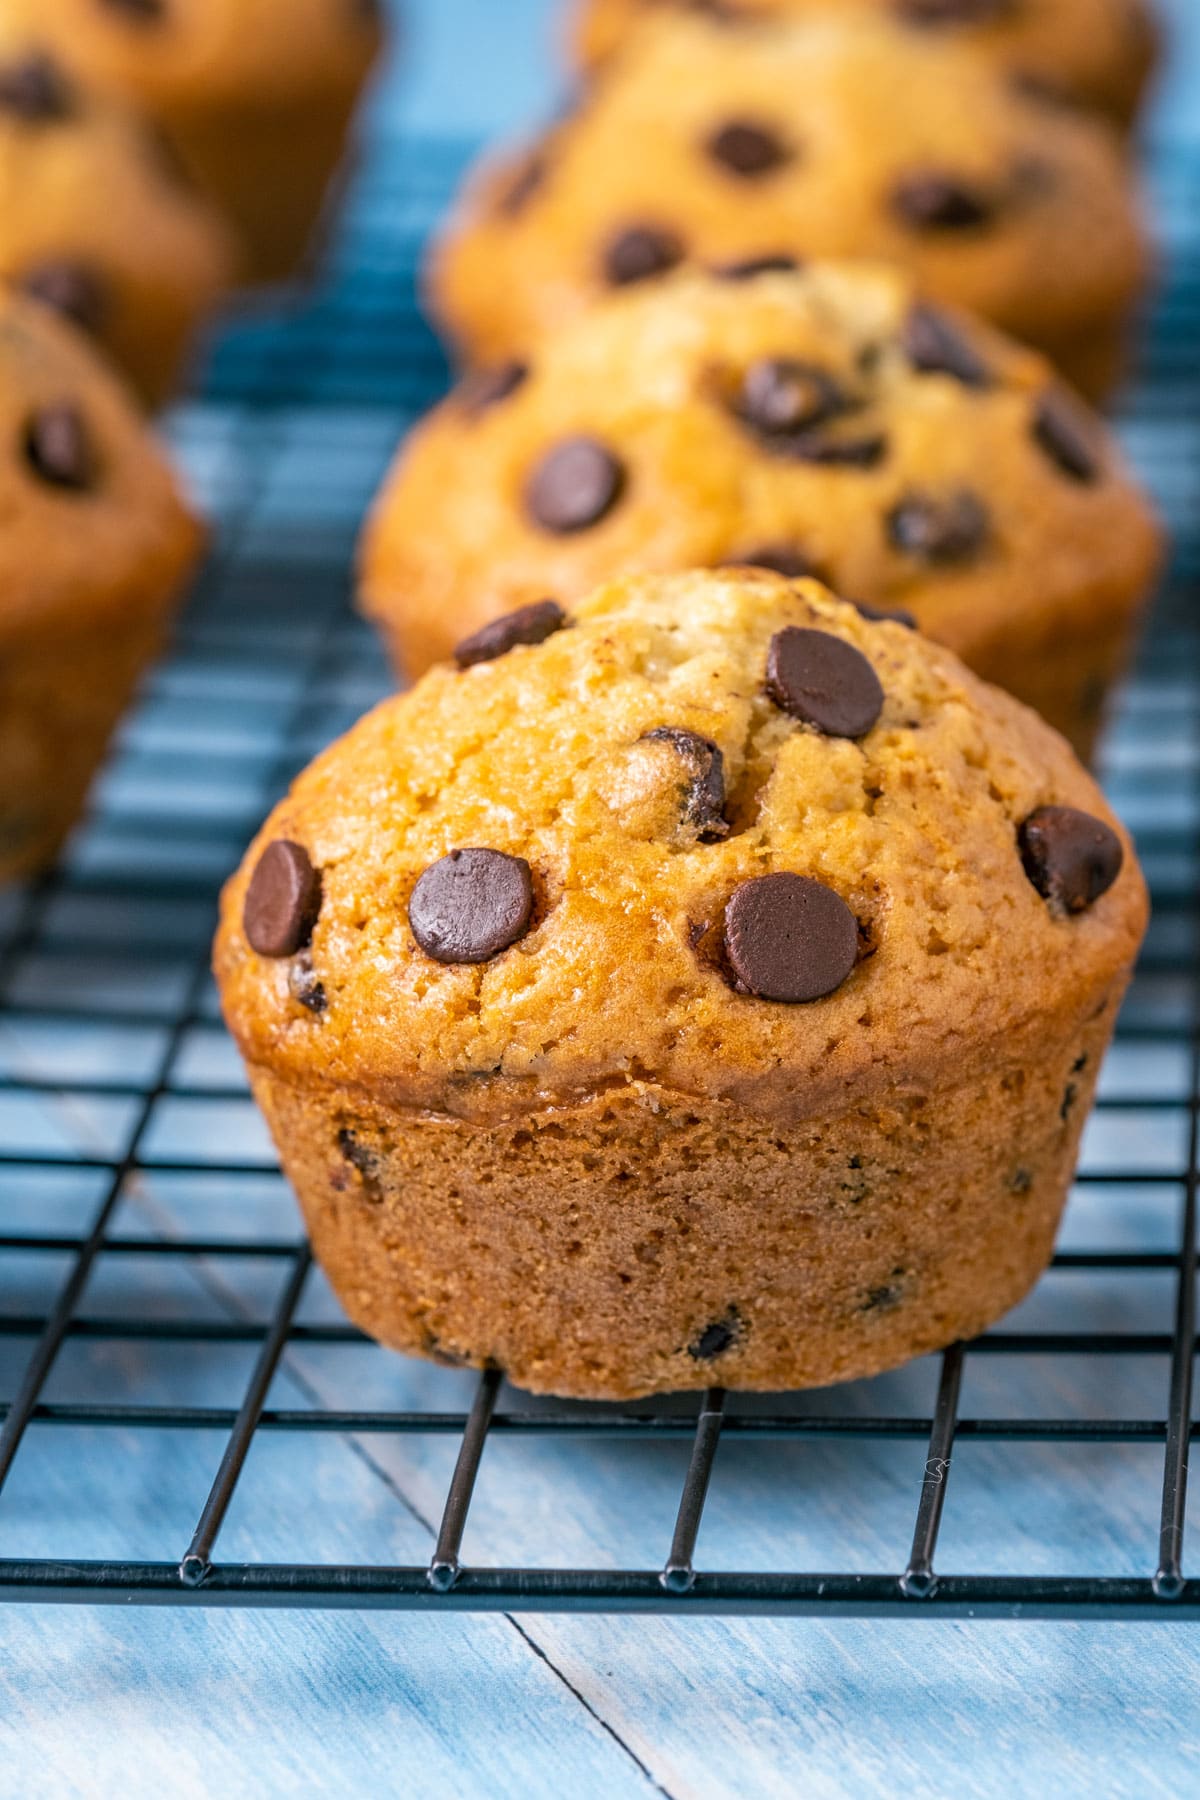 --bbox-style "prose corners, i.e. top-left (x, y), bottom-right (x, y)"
top-left (248, 990), bottom-right (1121, 1399)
